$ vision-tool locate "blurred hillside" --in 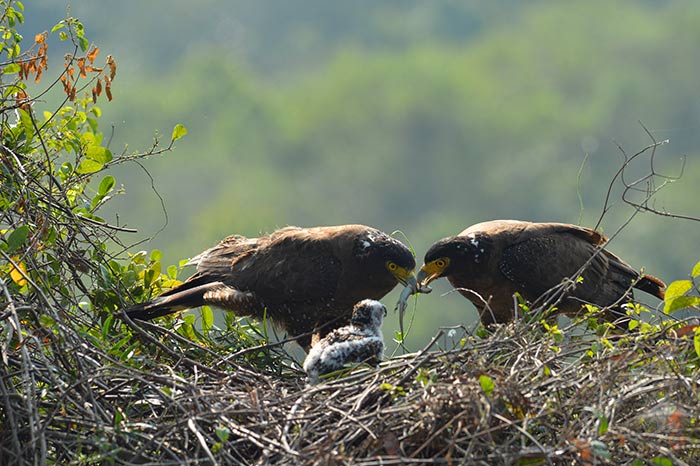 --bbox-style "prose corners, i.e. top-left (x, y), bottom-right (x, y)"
top-left (24, 0), bottom-right (700, 348)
